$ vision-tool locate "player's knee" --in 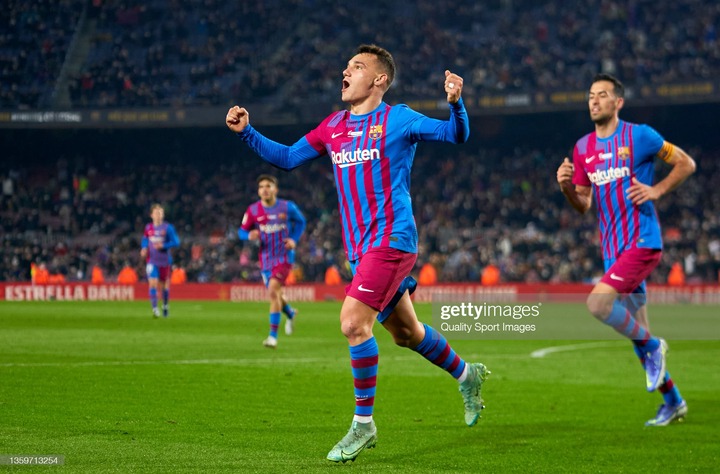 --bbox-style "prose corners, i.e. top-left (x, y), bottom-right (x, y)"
top-left (391, 326), bottom-right (414, 348)
top-left (586, 296), bottom-right (612, 320)
top-left (267, 285), bottom-right (282, 301)
top-left (340, 321), bottom-right (372, 345)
